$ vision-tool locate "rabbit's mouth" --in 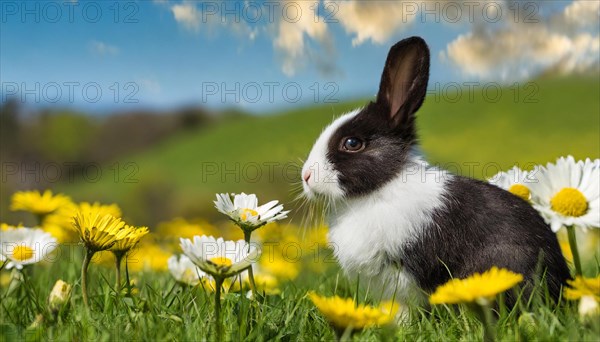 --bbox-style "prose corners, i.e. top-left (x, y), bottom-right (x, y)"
top-left (301, 162), bottom-right (345, 200)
